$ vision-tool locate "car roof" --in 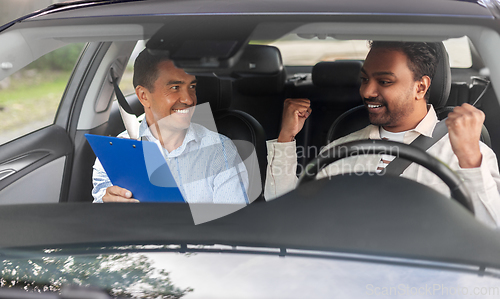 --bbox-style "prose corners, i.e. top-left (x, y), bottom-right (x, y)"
top-left (6, 0), bottom-right (496, 53)
top-left (26, 0), bottom-right (493, 21)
